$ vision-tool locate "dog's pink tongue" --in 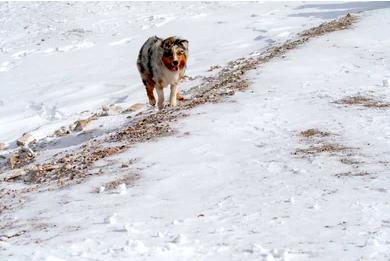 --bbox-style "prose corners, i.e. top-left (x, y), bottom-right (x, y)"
top-left (172, 66), bottom-right (178, 72)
